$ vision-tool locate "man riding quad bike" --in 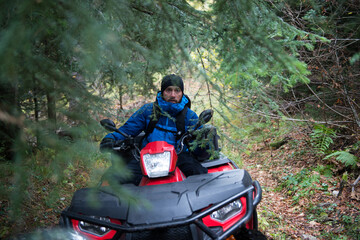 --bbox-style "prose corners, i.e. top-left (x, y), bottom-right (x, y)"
top-left (59, 75), bottom-right (264, 240)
